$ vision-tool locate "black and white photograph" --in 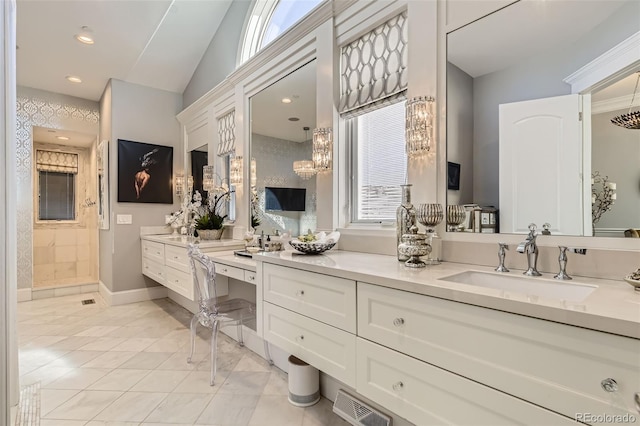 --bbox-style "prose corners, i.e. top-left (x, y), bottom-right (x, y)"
top-left (117, 139), bottom-right (173, 203)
